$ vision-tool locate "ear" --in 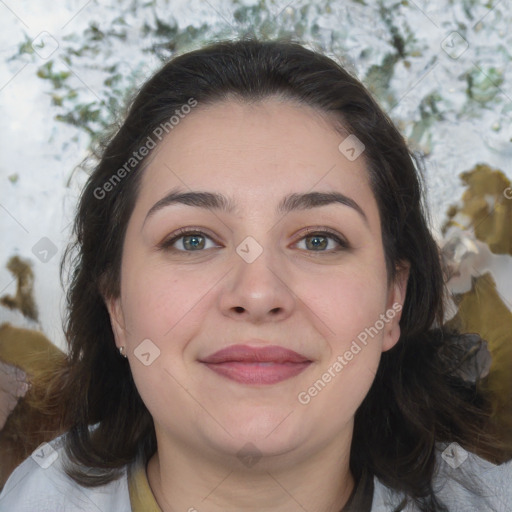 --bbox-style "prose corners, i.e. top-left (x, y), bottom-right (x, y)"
top-left (105, 296), bottom-right (128, 350)
top-left (382, 261), bottom-right (410, 352)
